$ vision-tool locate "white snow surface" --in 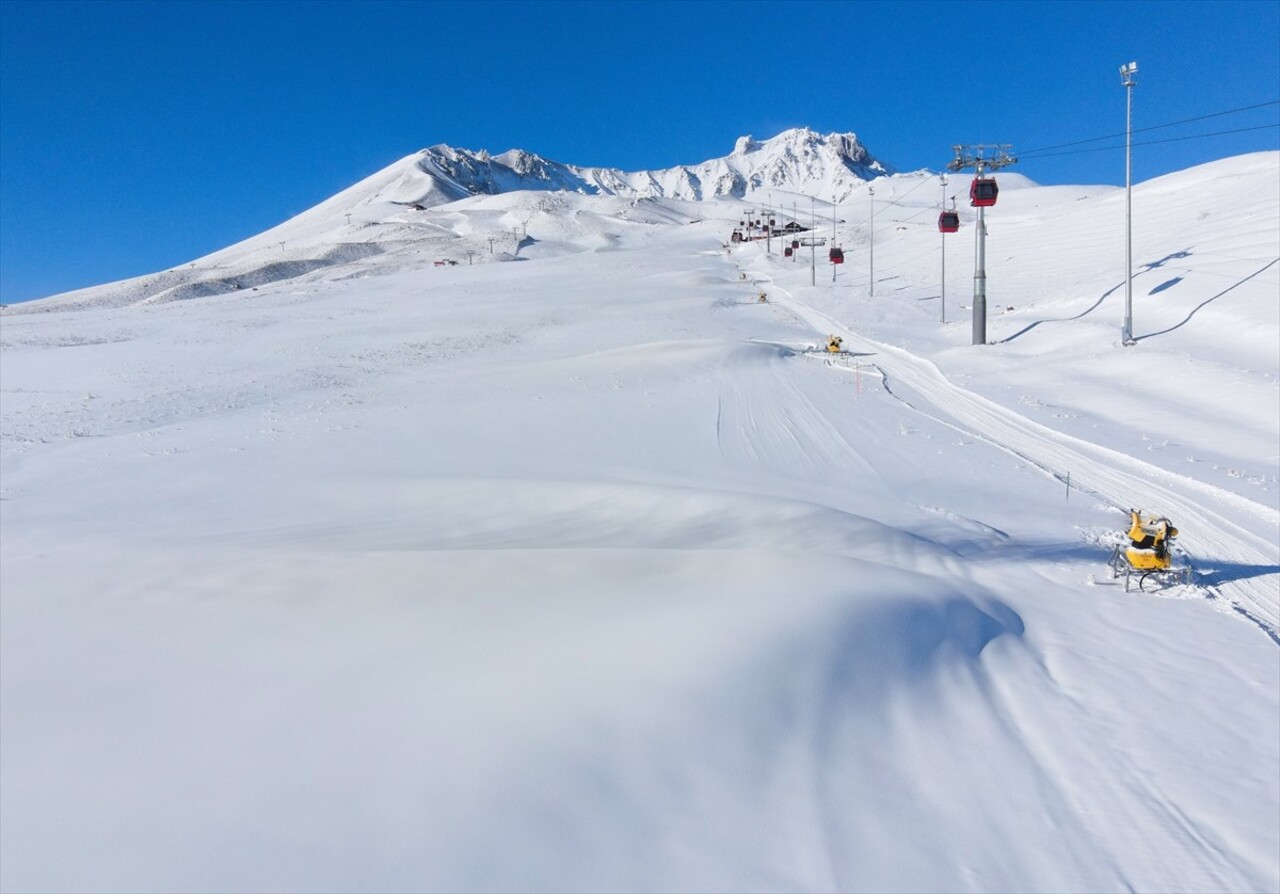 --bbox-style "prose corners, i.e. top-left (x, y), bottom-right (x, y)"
top-left (1, 144), bottom-right (1278, 894)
